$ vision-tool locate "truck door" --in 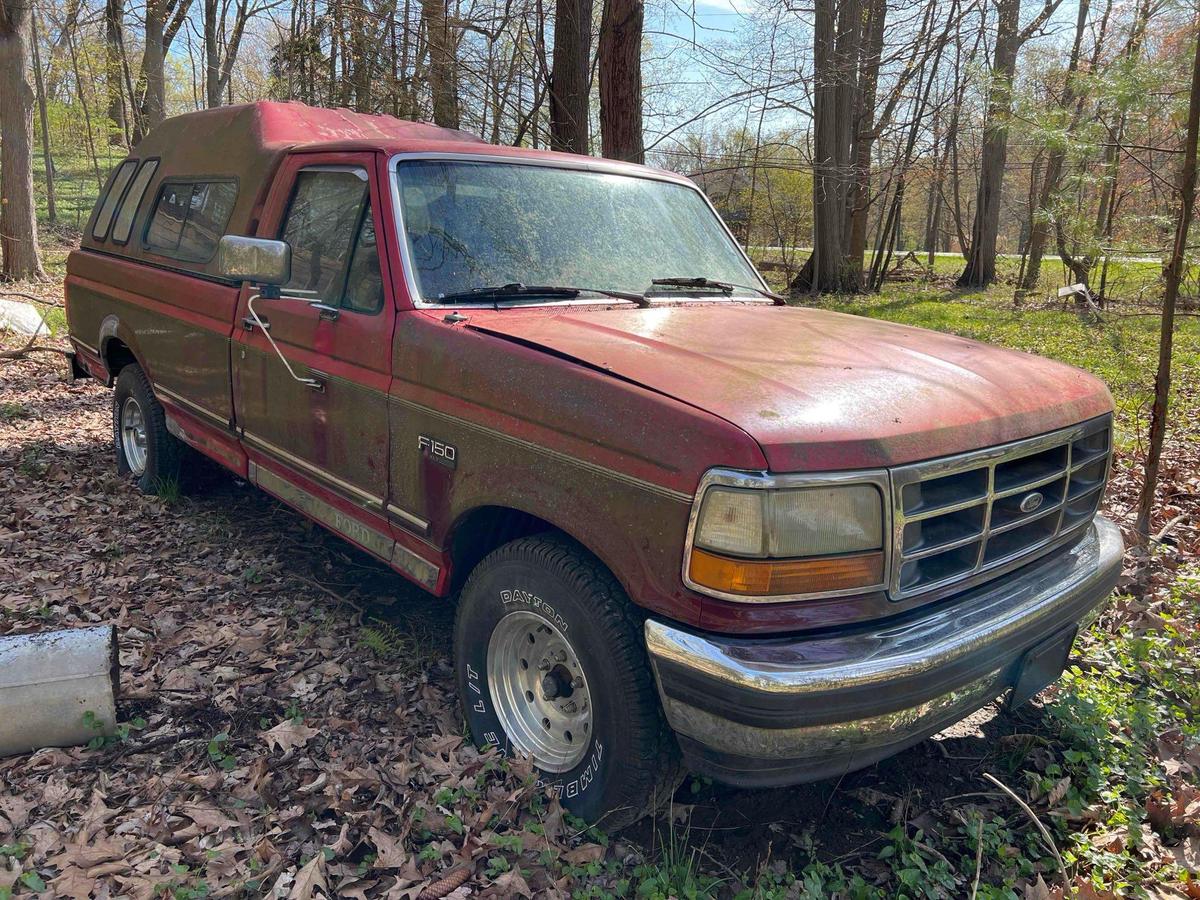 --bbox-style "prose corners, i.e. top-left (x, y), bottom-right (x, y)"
top-left (233, 152), bottom-right (395, 532)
